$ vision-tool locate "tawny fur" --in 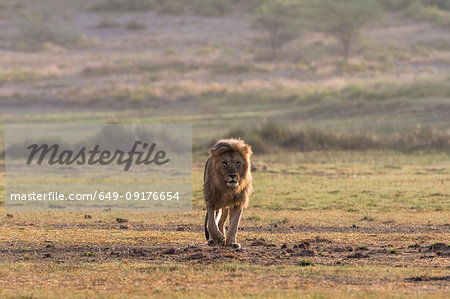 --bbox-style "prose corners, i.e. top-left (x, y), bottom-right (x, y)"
top-left (203, 139), bottom-right (253, 243)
